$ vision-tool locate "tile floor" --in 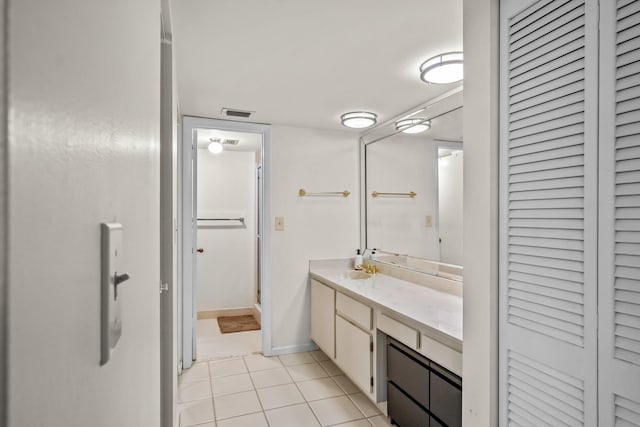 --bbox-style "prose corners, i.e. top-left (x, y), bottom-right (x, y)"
top-left (178, 349), bottom-right (392, 427)
top-left (196, 318), bottom-right (262, 360)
